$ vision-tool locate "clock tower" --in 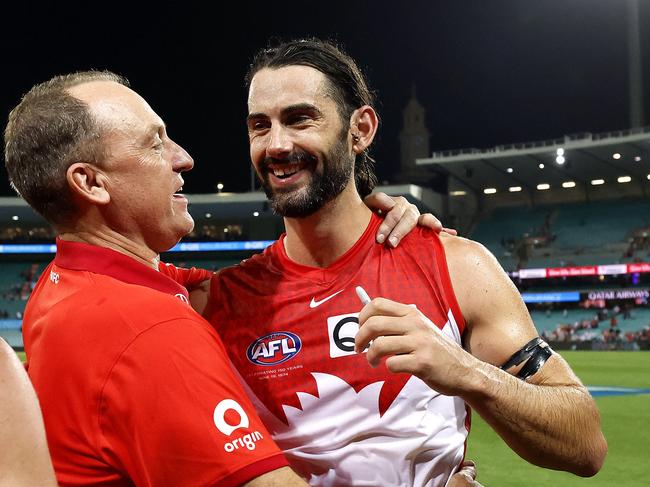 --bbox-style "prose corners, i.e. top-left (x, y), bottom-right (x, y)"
top-left (398, 86), bottom-right (431, 182)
